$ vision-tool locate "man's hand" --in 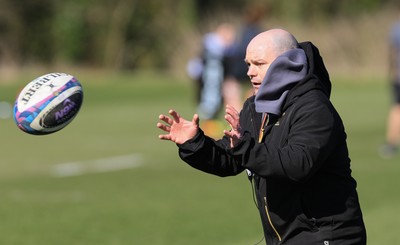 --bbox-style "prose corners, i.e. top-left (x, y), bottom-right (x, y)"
top-left (223, 104), bottom-right (242, 148)
top-left (157, 109), bottom-right (199, 144)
